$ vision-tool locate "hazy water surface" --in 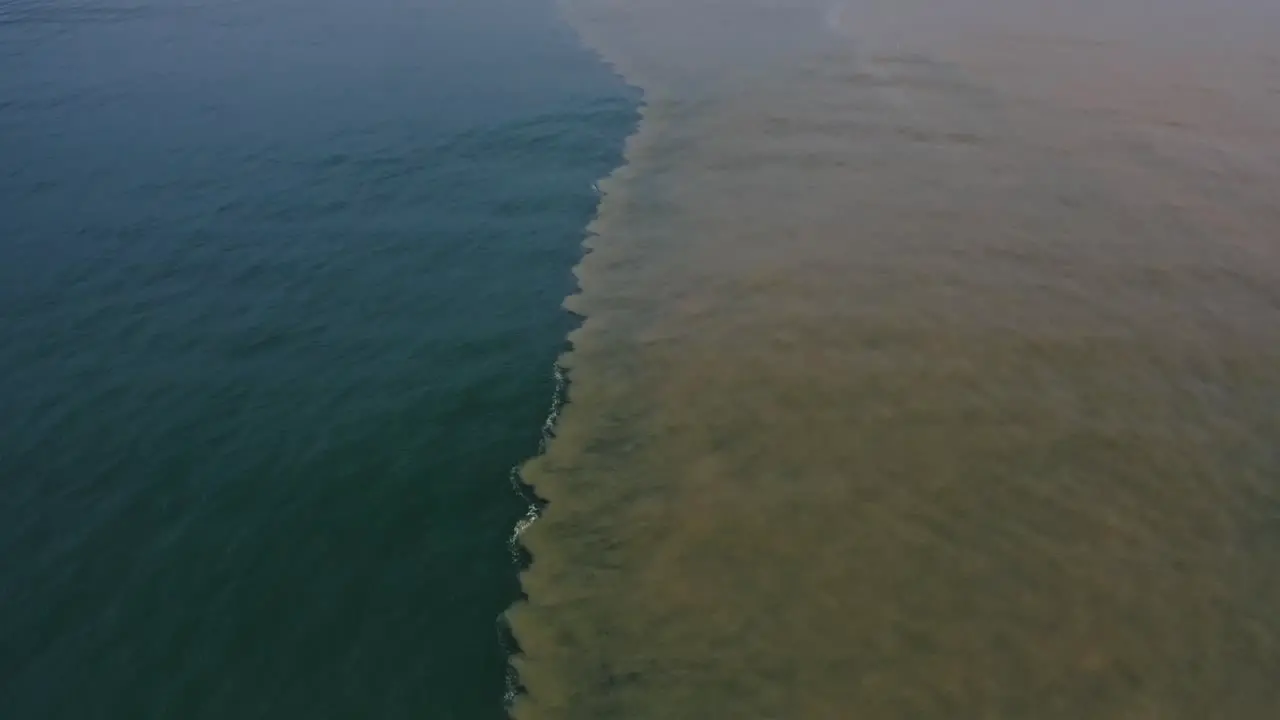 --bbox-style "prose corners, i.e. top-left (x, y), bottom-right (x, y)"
top-left (0, 0), bottom-right (635, 717)
top-left (511, 1), bottom-right (1280, 717)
